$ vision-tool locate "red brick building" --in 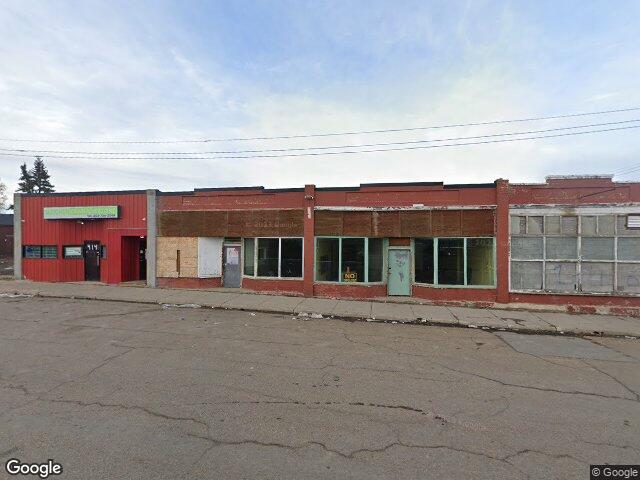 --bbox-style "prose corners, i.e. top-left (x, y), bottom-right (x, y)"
top-left (14, 176), bottom-right (640, 313)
